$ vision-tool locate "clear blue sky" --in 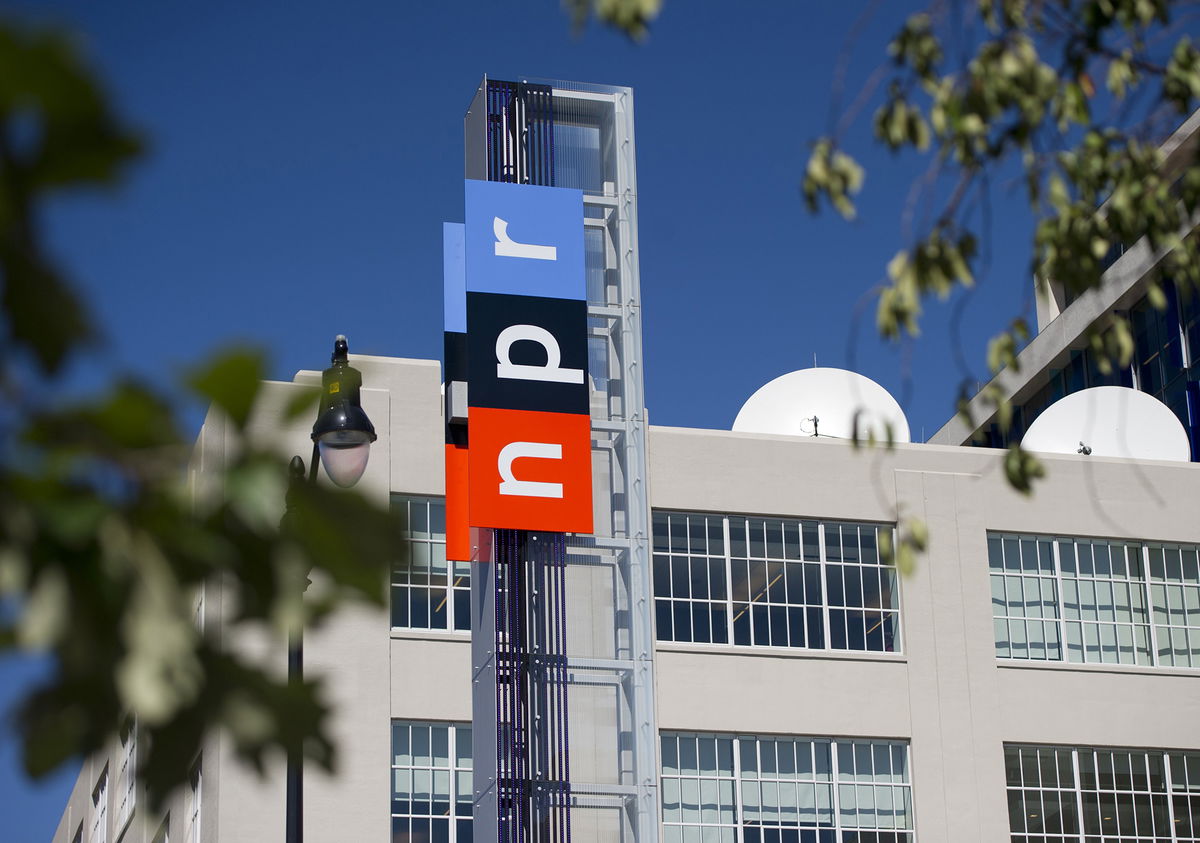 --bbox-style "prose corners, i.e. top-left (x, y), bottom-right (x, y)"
top-left (1, 2), bottom-right (1037, 838)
